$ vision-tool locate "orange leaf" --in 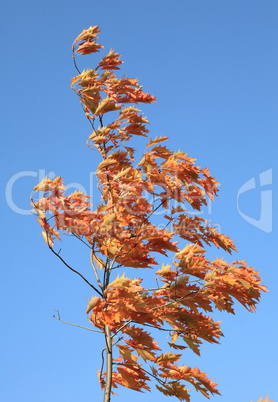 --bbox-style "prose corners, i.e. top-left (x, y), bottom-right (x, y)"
top-left (98, 49), bottom-right (123, 70)
top-left (146, 136), bottom-right (169, 148)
